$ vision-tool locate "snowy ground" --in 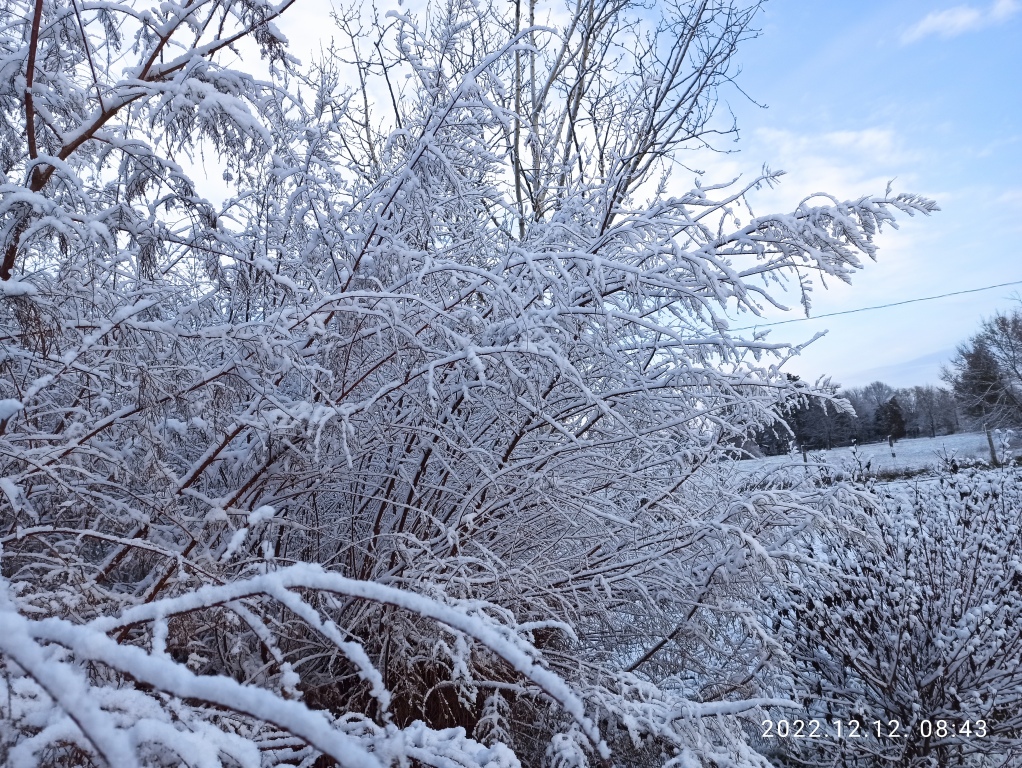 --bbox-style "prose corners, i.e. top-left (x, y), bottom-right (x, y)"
top-left (734, 432), bottom-right (1006, 479)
